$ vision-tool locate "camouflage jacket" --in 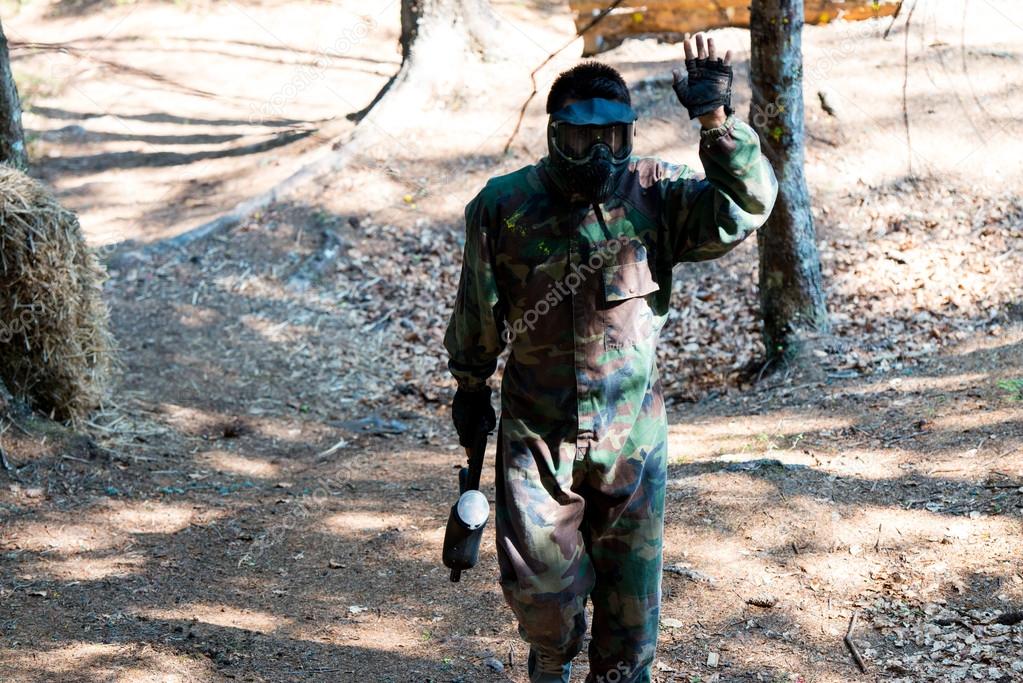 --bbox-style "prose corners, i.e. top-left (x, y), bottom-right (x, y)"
top-left (444, 117), bottom-right (778, 458)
